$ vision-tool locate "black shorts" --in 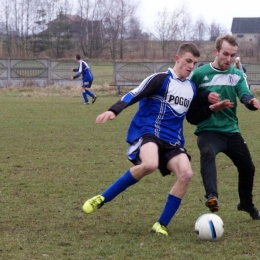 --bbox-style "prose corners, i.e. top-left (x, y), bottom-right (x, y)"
top-left (126, 134), bottom-right (191, 176)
